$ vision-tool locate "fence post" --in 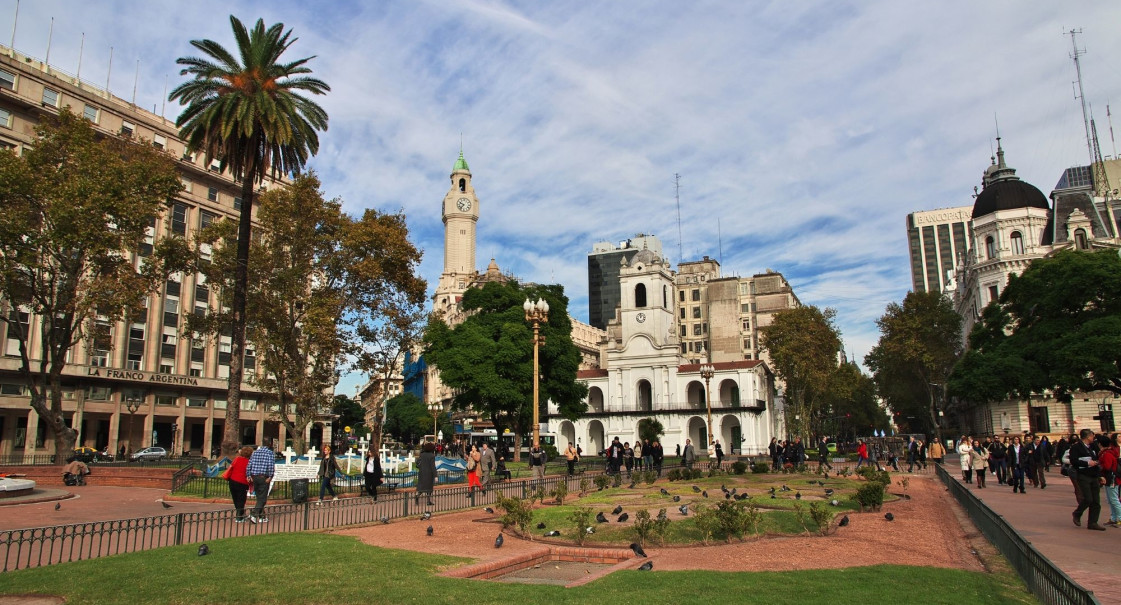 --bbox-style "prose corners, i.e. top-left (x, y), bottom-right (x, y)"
top-left (303, 501), bottom-right (310, 531)
top-left (174, 512), bottom-right (184, 546)
top-left (203, 477), bottom-right (209, 499)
